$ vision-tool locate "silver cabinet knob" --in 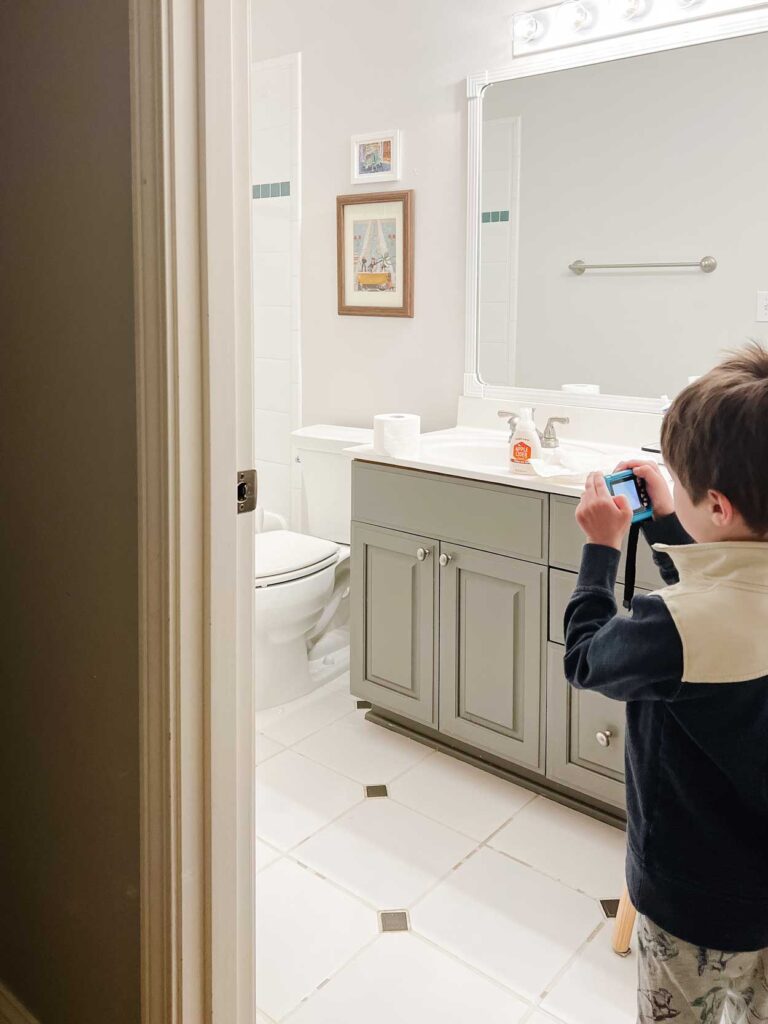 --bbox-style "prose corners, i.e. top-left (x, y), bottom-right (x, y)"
top-left (595, 729), bottom-right (612, 748)
top-left (438, 553), bottom-right (453, 567)
top-left (416, 547), bottom-right (430, 561)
